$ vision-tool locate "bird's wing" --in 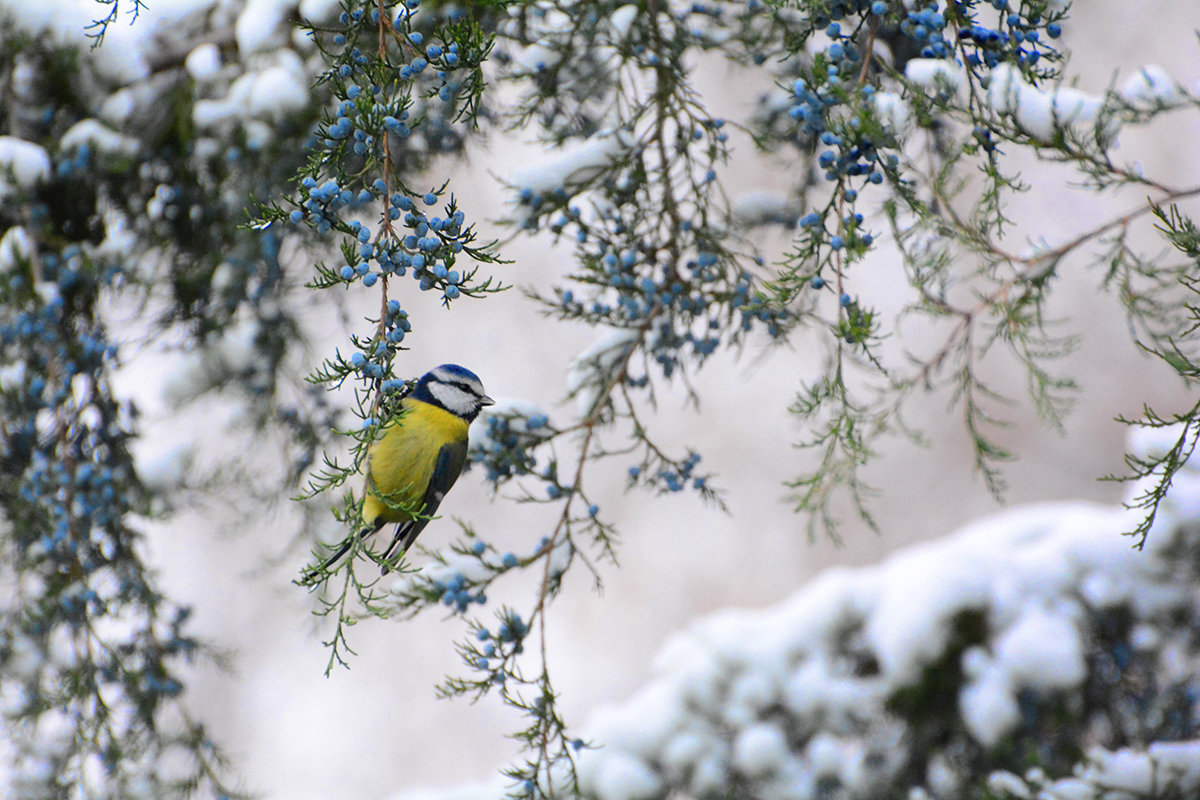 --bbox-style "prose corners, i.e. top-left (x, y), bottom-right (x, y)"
top-left (380, 438), bottom-right (468, 566)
